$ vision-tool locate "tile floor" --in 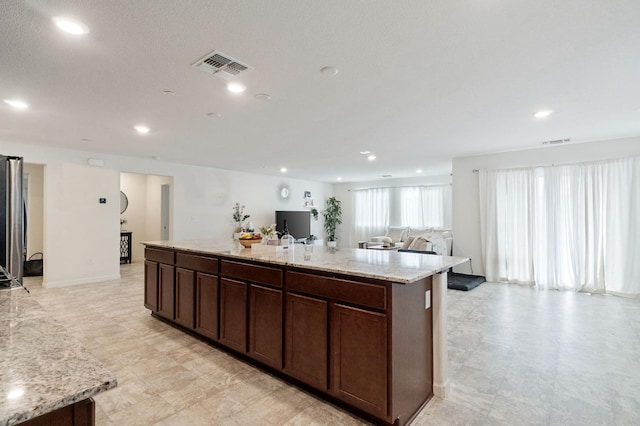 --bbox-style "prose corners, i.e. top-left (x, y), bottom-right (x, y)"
top-left (24, 263), bottom-right (640, 425)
